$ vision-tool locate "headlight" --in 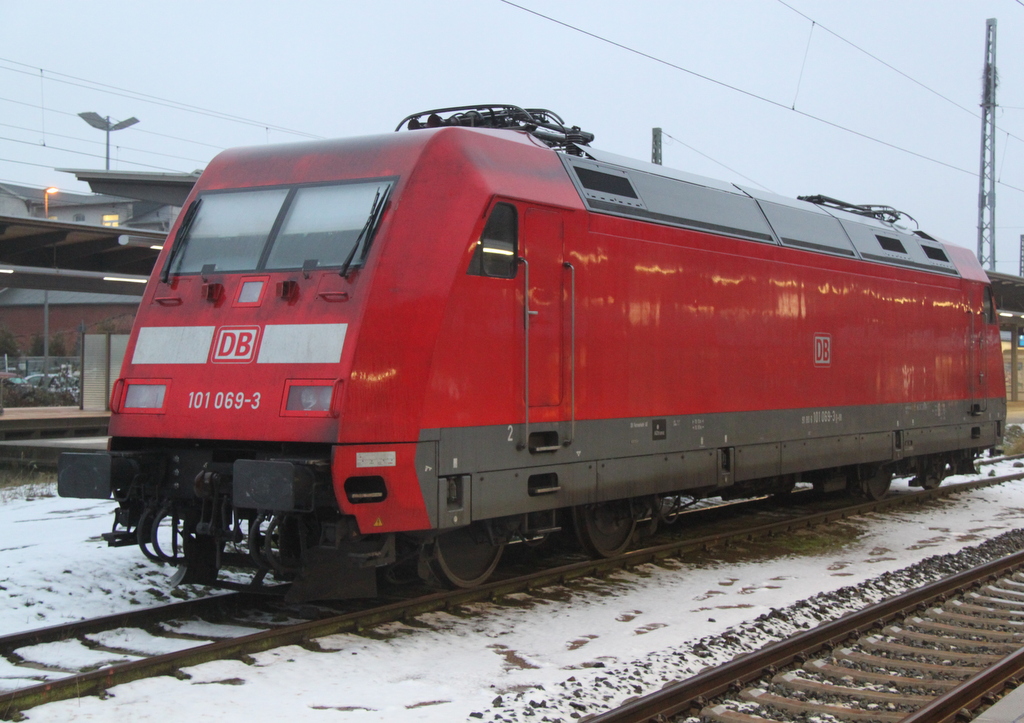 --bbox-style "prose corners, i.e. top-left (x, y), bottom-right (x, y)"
top-left (285, 384), bottom-right (333, 412)
top-left (124, 384), bottom-right (166, 409)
